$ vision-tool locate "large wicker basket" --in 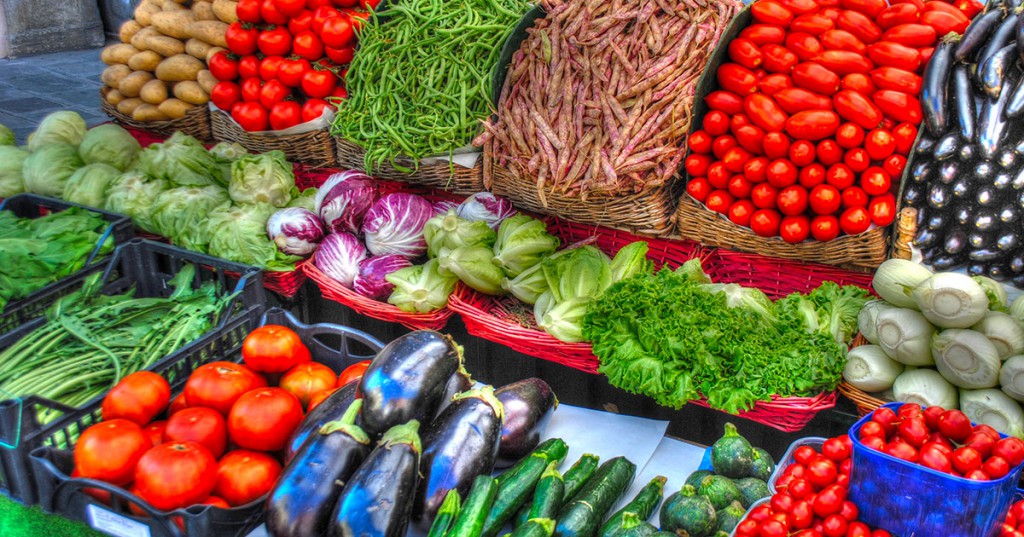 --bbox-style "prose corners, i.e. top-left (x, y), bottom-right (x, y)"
top-left (100, 89), bottom-right (212, 143)
top-left (335, 138), bottom-right (485, 194)
top-left (210, 109), bottom-right (338, 168)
